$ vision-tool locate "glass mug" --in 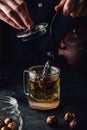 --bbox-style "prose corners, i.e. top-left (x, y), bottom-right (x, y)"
top-left (23, 65), bottom-right (60, 110)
